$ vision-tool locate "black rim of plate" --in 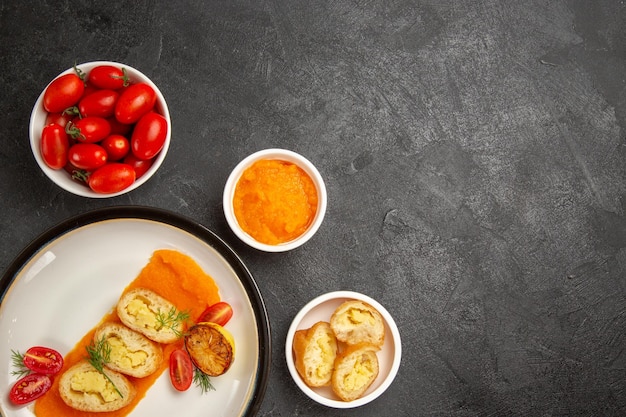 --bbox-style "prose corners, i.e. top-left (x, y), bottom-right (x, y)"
top-left (0, 205), bottom-right (271, 417)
